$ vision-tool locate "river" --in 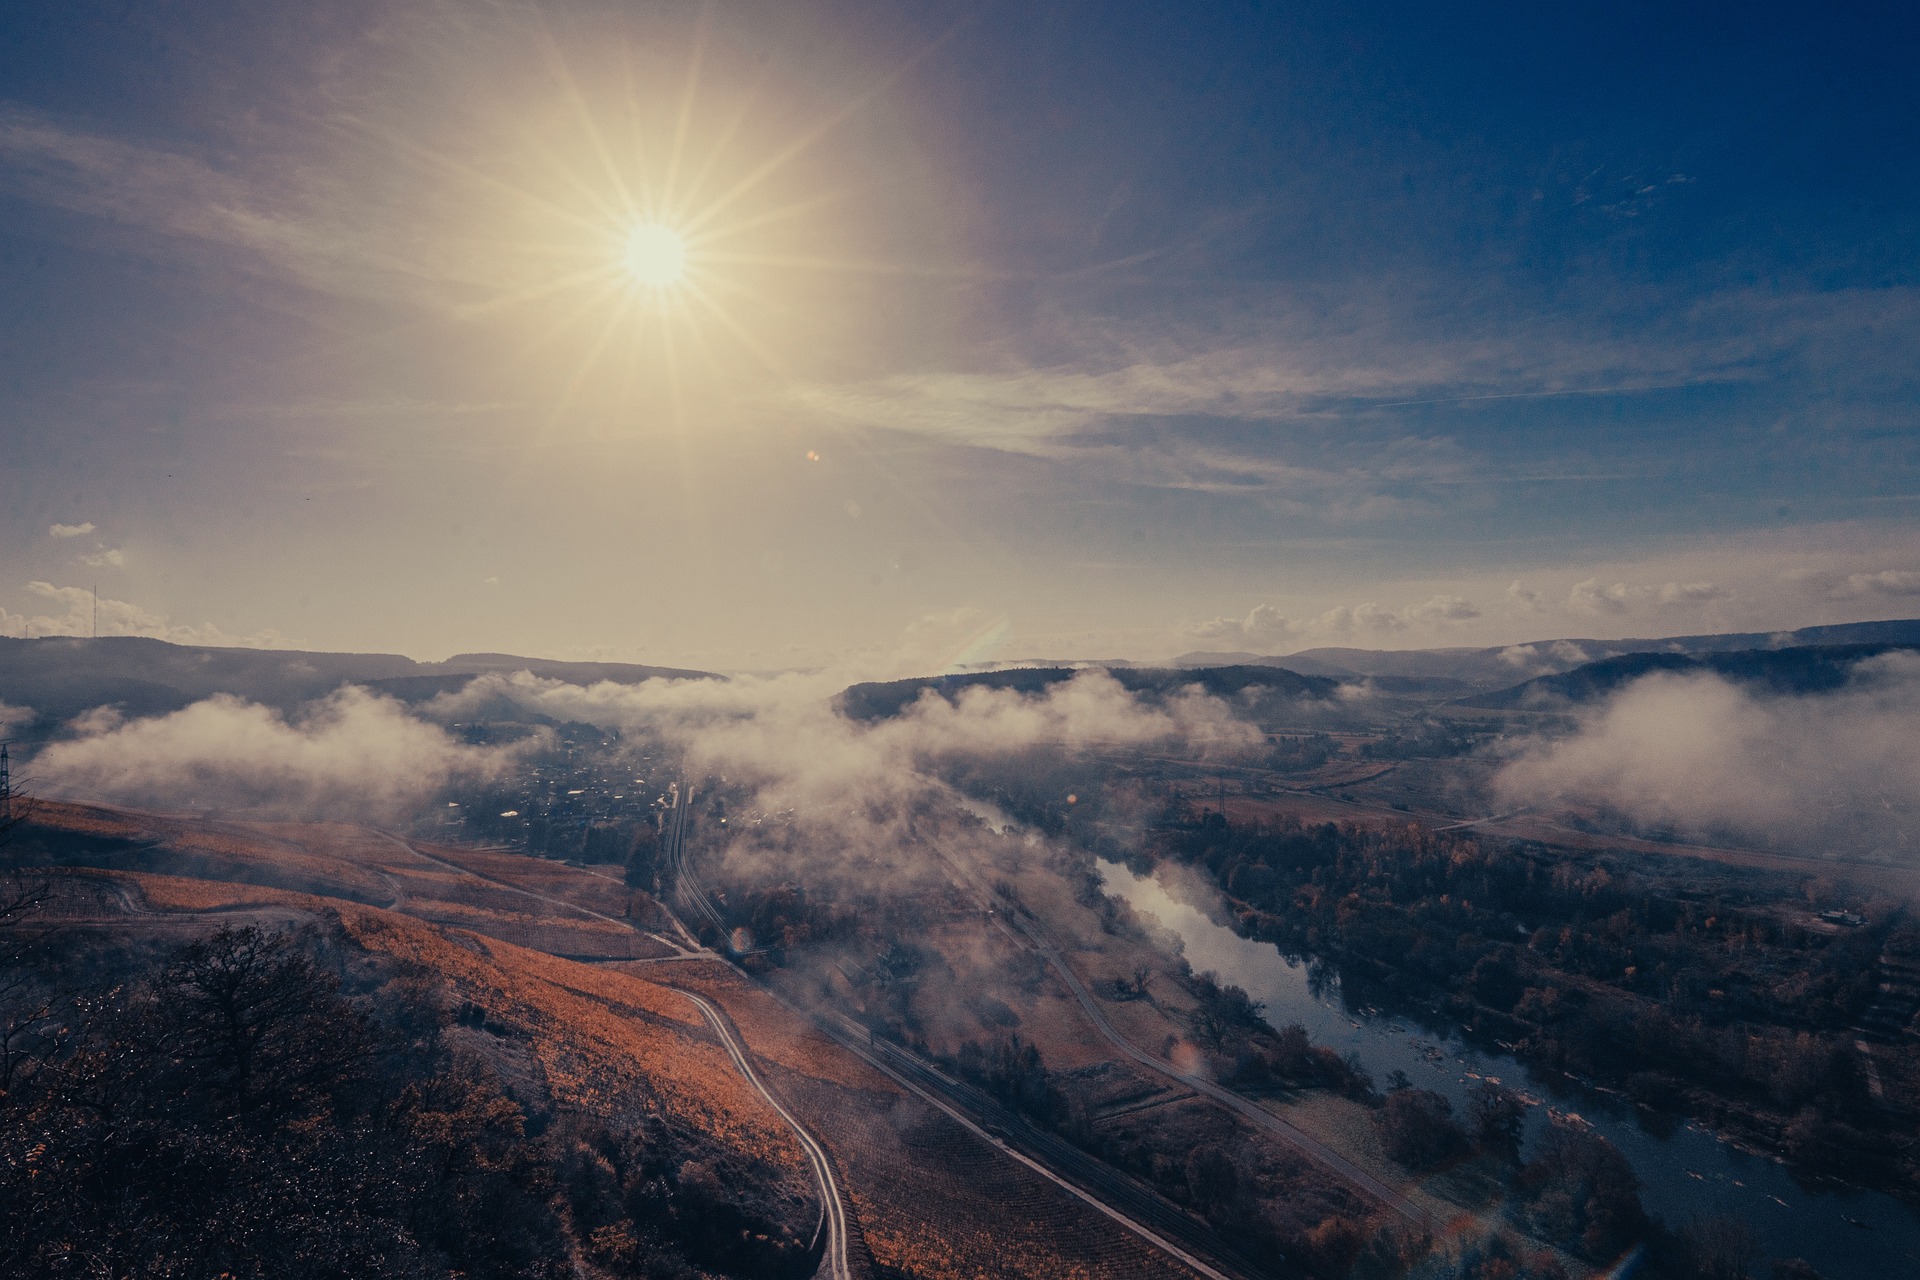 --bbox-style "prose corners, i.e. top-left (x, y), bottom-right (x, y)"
top-left (1094, 858), bottom-right (1920, 1278)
